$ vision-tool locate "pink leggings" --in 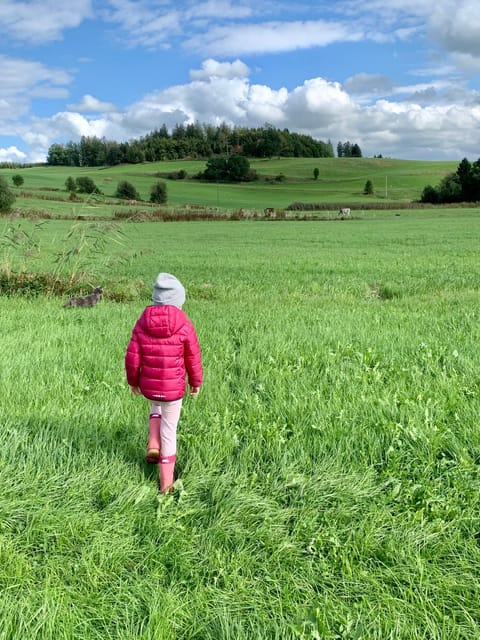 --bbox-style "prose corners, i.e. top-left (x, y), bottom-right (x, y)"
top-left (150, 399), bottom-right (183, 457)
